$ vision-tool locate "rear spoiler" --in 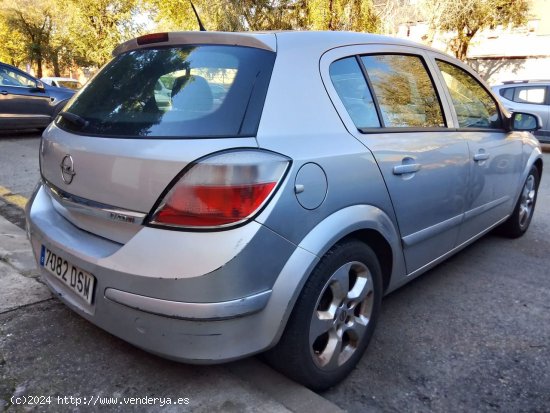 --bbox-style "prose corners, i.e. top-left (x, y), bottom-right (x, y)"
top-left (113, 31), bottom-right (276, 56)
